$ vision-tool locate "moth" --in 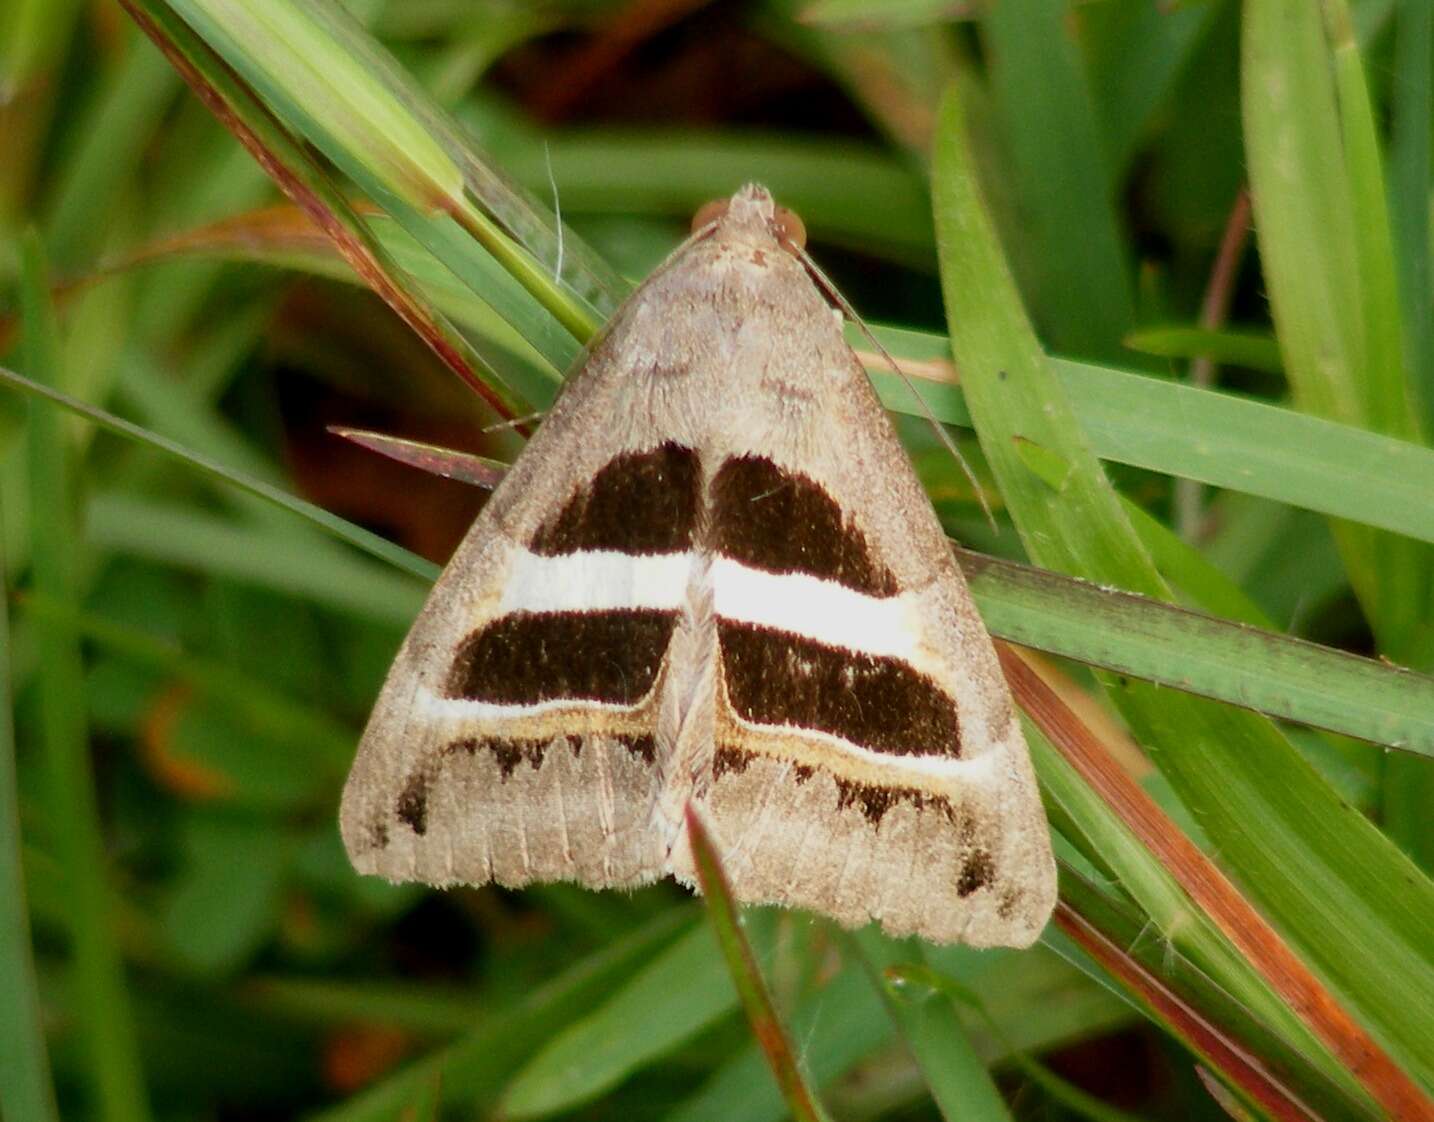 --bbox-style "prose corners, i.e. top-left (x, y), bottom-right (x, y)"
top-left (341, 184), bottom-right (1056, 947)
